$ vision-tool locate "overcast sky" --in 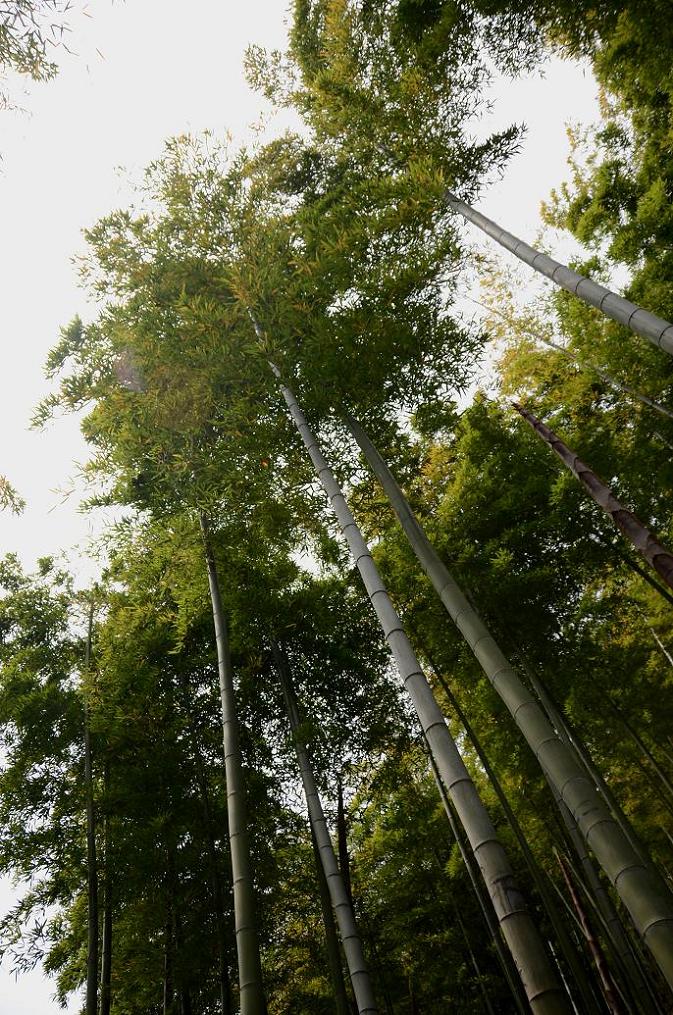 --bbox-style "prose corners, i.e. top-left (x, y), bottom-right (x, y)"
top-left (0, 2), bottom-right (598, 1009)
